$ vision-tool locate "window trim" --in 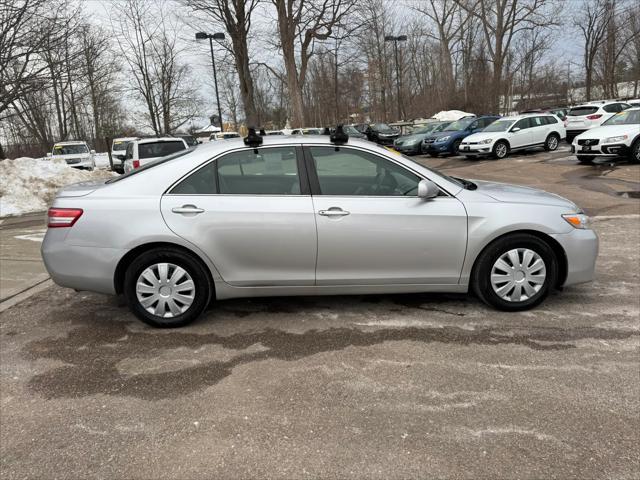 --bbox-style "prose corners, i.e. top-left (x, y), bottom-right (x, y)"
top-left (302, 144), bottom-right (452, 198)
top-left (165, 145), bottom-right (309, 197)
